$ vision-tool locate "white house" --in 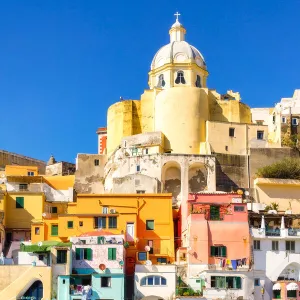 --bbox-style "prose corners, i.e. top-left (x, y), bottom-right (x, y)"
top-left (251, 212), bottom-right (300, 300)
top-left (134, 264), bottom-right (176, 300)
